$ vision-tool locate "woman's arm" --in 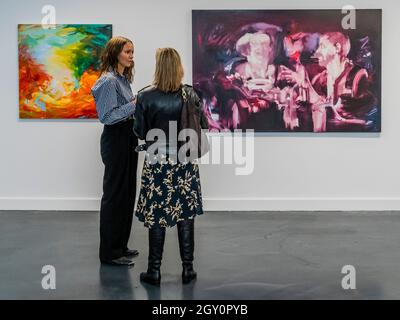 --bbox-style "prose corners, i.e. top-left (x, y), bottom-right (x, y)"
top-left (186, 85), bottom-right (209, 130)
top-left (133, 93), bottom-right (147, 140)
top-left (91, 77), bottom-right (135, 125)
